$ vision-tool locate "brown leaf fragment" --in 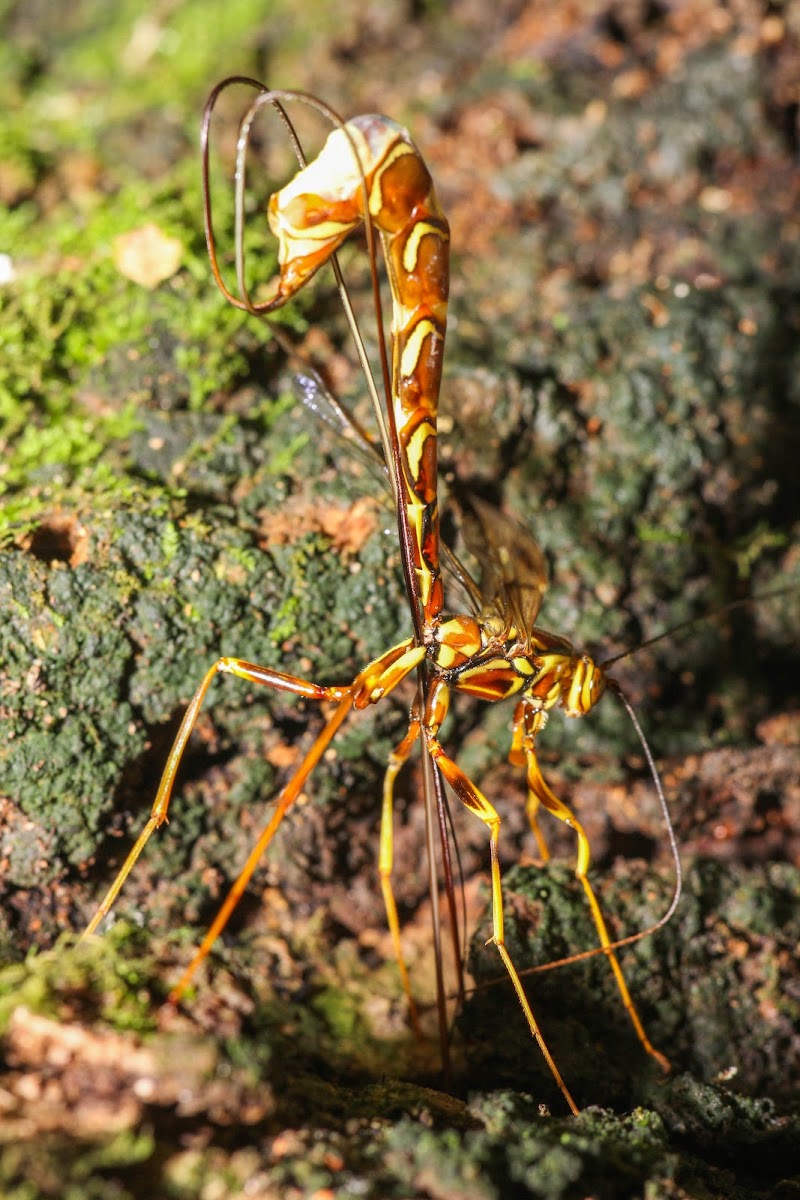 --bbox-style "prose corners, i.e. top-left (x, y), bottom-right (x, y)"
top-left (113, 223), bottom-right (182, 288)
